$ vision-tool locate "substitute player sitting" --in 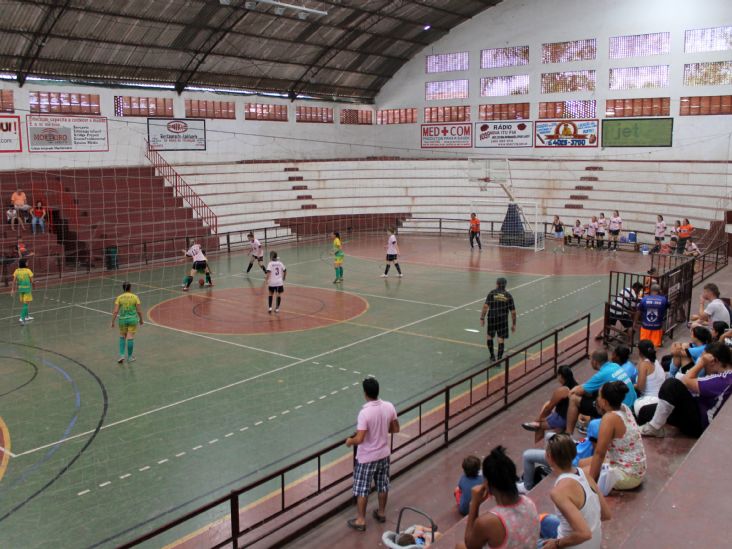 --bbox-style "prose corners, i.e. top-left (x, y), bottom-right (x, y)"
top-left (182, 242), bottom-right (213, 291)
top-left (11, 258), bottom-right (33, 324)
top-left (111, 281), bottom-right (144, 364)
top-left (266, 250), bottom-right (286, 313)
top-left (480, 277), bottom-right (517, 362)
top-left (245, 232), bottom-right (266, 275)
